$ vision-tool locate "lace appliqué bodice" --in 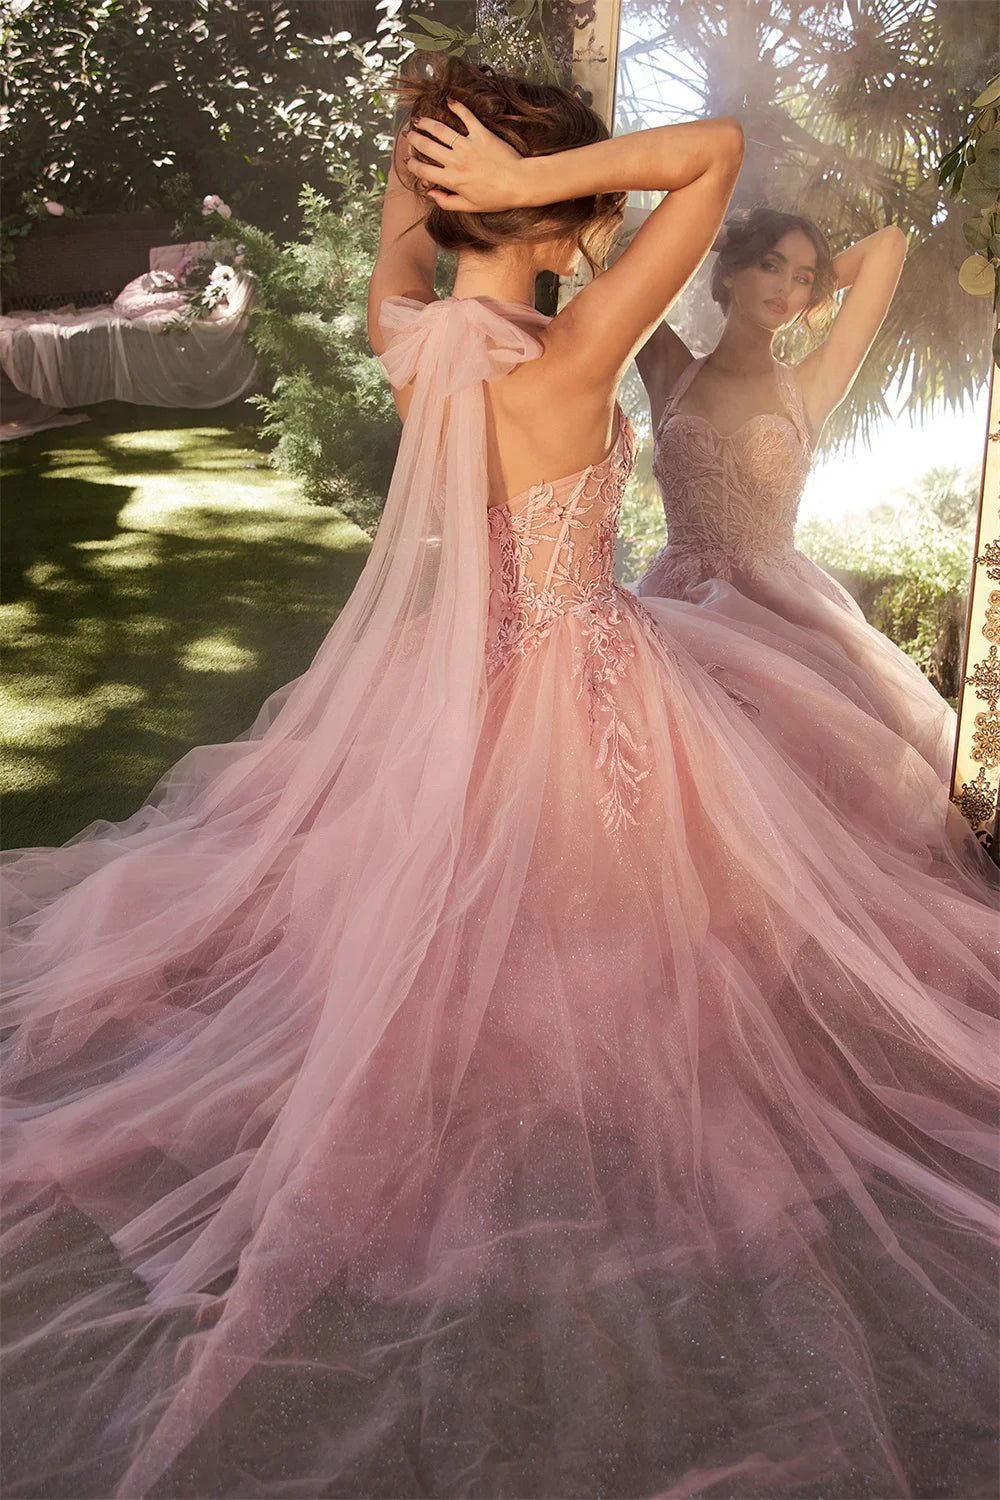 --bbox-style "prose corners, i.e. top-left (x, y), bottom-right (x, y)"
top-left (651, 357), bottom-right (813, 578)
top-left (487, 409), bottom-right (654, 832)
